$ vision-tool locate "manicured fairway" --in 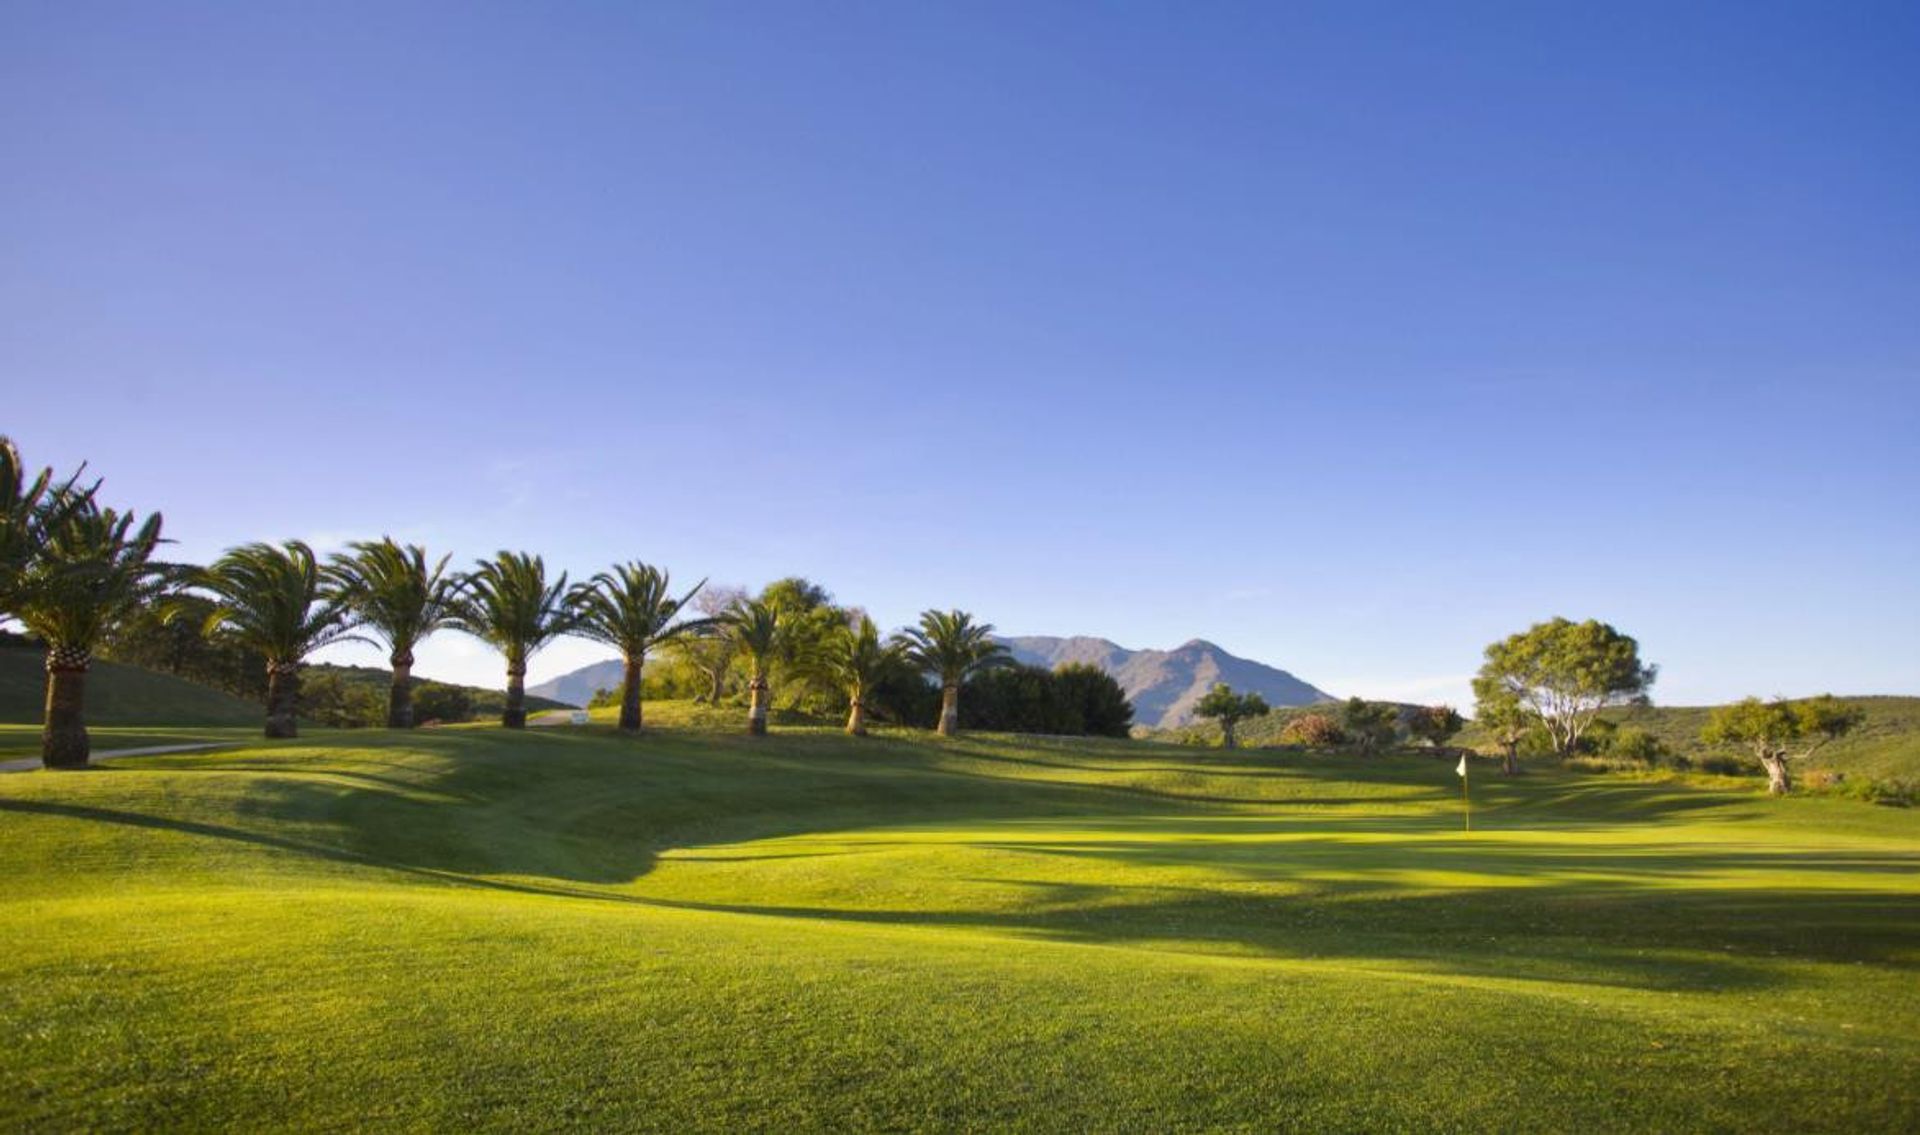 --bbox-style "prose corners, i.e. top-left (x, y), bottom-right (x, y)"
top-left (1, 717), bottom-right (1916, 1131)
